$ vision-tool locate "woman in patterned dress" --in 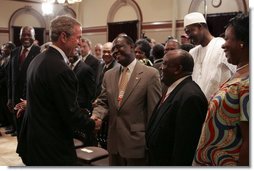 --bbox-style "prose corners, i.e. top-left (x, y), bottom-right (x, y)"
top-left (192, 13), bottom-right (249, 166)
